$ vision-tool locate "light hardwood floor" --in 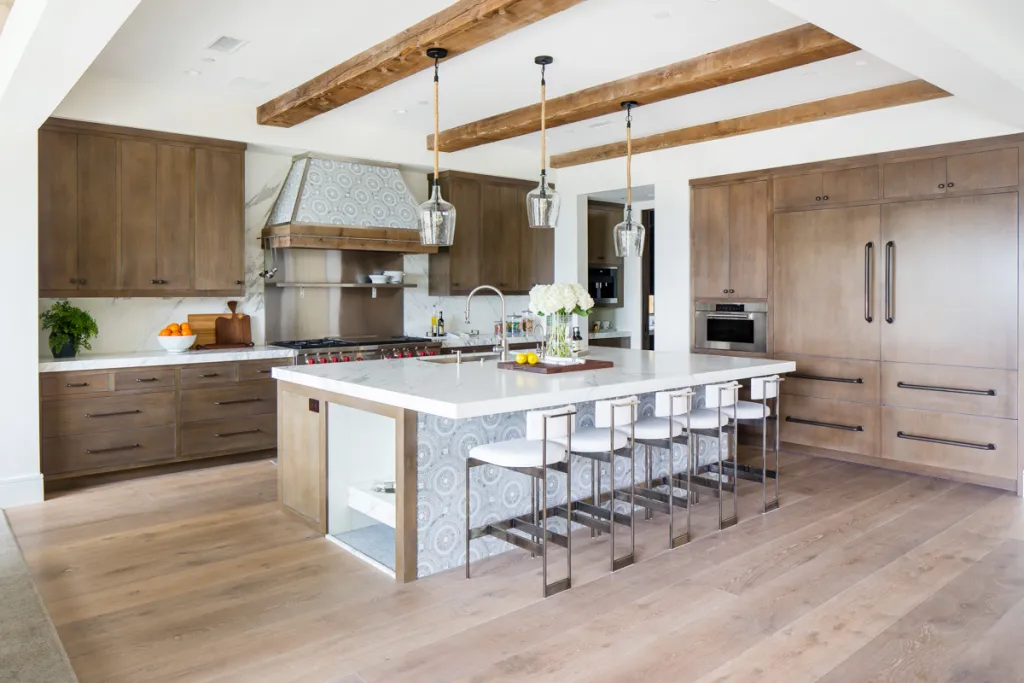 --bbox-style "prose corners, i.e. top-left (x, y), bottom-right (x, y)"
top-left (7, 452), bottom-right (1024, 683)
